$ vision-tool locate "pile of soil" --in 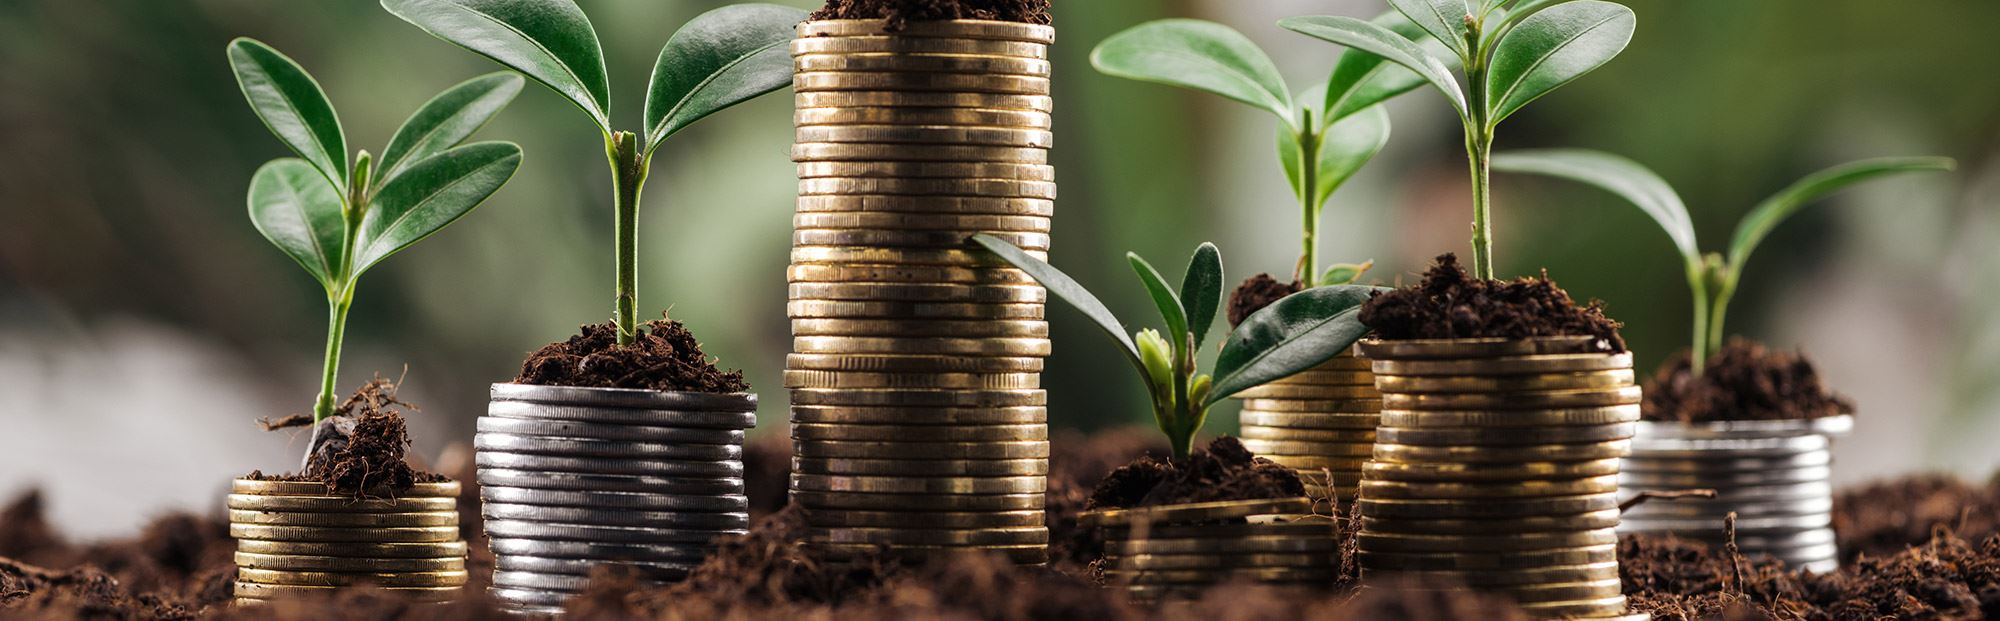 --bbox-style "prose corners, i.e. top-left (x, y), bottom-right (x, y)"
top-left (1359, 254), bottom-right (1626, 352)
top-left (1046, 427), bottom-right (1167, 568)
top-left (809, 0), bottom-right (1052, 27)
top-left (1085, 437), bottom-right (1306, 510)
top-left (1641, 338), bottom-right (1856, 423)
top-left (249, 378), bottom-right (443, 496)
top-left (1226, 273), bottom-right (1302, 327)
top-left (1834, 472), bottom-right (2000, 562)
top-left (517, 319), bottom-right (748, 393)
top-left (1623, 528), bottom-right (2000, 619)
